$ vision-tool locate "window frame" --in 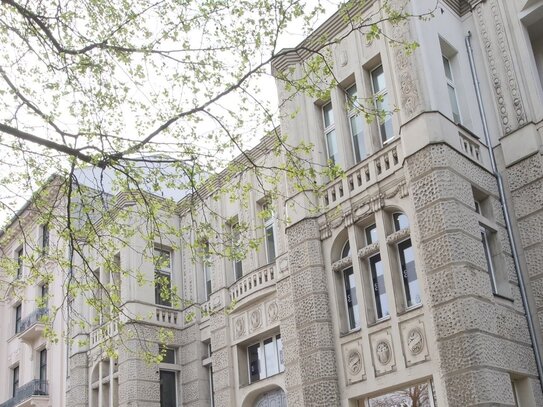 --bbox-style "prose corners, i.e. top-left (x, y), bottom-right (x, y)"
top-left (346, 84), bottom-right (366, 163)
top-left (246, 334), bottom-right (284, 384)
top-left (442, 54), bottom-right (462, 123)
top-left (39, 348), bottom-right (47, 384)
top-left (41, 223), bottom-right (50, 254)
top-left (154, 247), bottom-right (173, 307)
top-left (159, 369), bottom-right (178, 407)
top-left (369, 253), bottom-right (389, 321)
top-left (396, 237), bottom-right (421, 309)
top-left (12, 365), bottom-right (19, 397)
top-left (370, 64), bottom-right (393, 144)
top-left (15, 303), bottom-right (22, 334)
top-left (15, 246), bottom-right (23, 279)
top-left (262, 202), bottom-right (277, 264)
top-left (322, 102), bottom-right (339, 164)
top-left (230, 221), bottom-right (243, 281)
